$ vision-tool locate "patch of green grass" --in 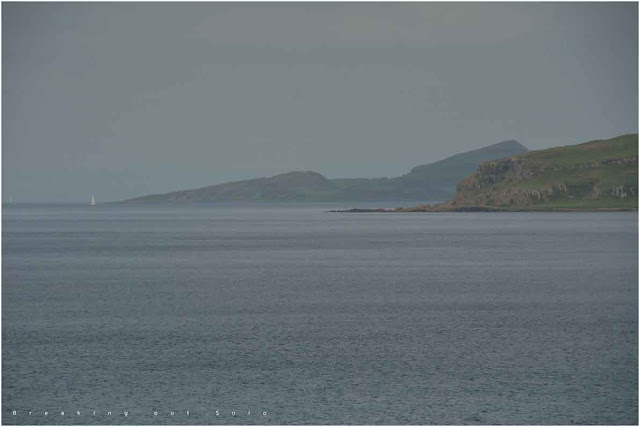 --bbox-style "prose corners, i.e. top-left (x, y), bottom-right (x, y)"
top-left (522, 134), bottom-right (637, 168)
